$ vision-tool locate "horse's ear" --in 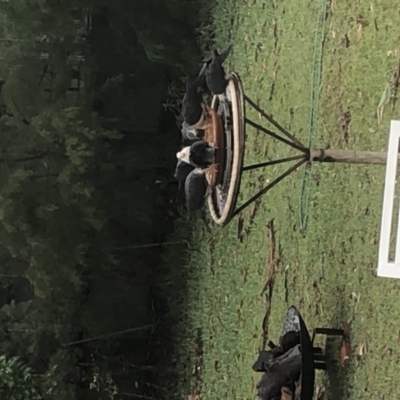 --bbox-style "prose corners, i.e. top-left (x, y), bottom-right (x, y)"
top-left (197, 62), bottom-right (207, 78)
top-left (192, 63), bottom-right (207, 87)
top-left (218, 44), bottom-right (233, 64)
